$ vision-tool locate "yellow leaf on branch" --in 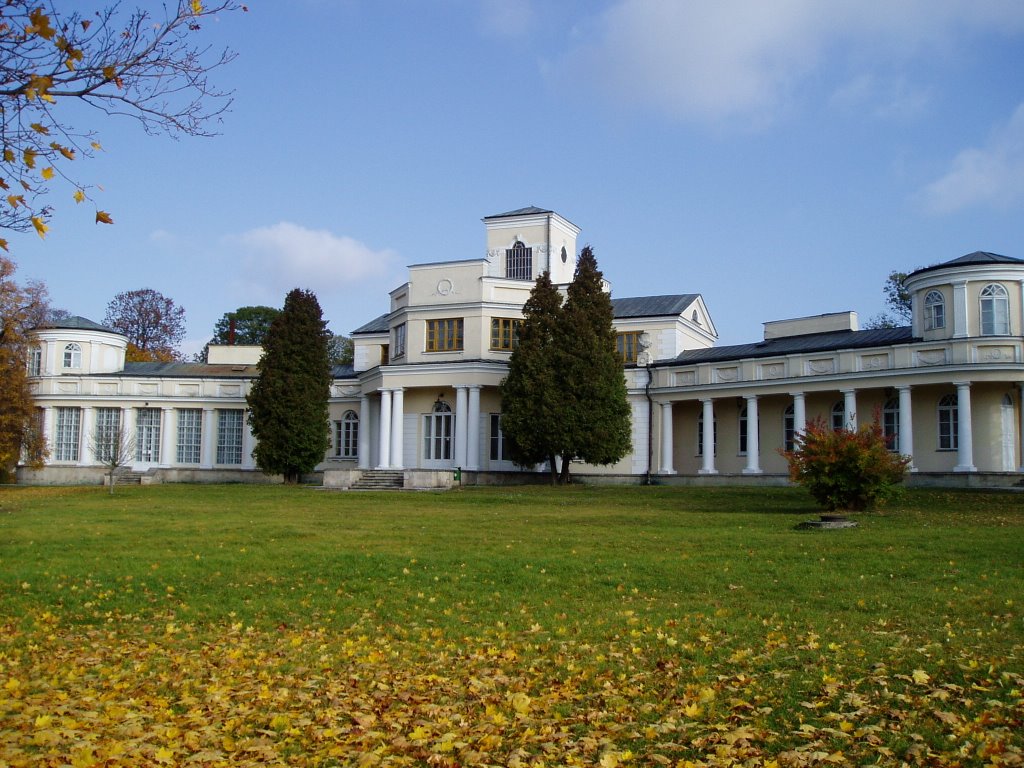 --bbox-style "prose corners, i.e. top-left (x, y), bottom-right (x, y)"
top-left (41, 167), bottom-right (54, 180)
top-left (31, 216), bottom-right (48, 238)
top-left (73, 189), bottom-right (85, 203)
top-left (95, 210), bottom-right (114, 225)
